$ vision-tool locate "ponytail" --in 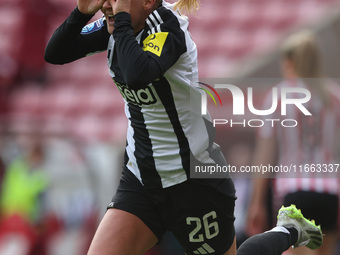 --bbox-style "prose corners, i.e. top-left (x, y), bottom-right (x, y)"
top-left (174, 0), bottom-right (200, 13)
